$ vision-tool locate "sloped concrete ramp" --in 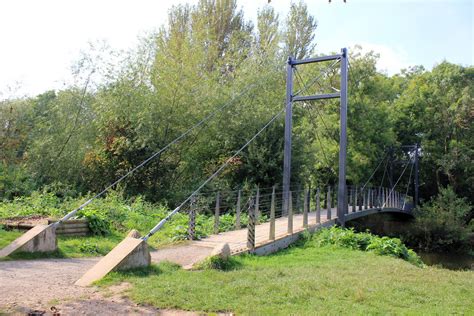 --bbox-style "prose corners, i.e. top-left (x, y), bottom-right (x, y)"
top-left (0, 224), bottom-right (56, 257)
